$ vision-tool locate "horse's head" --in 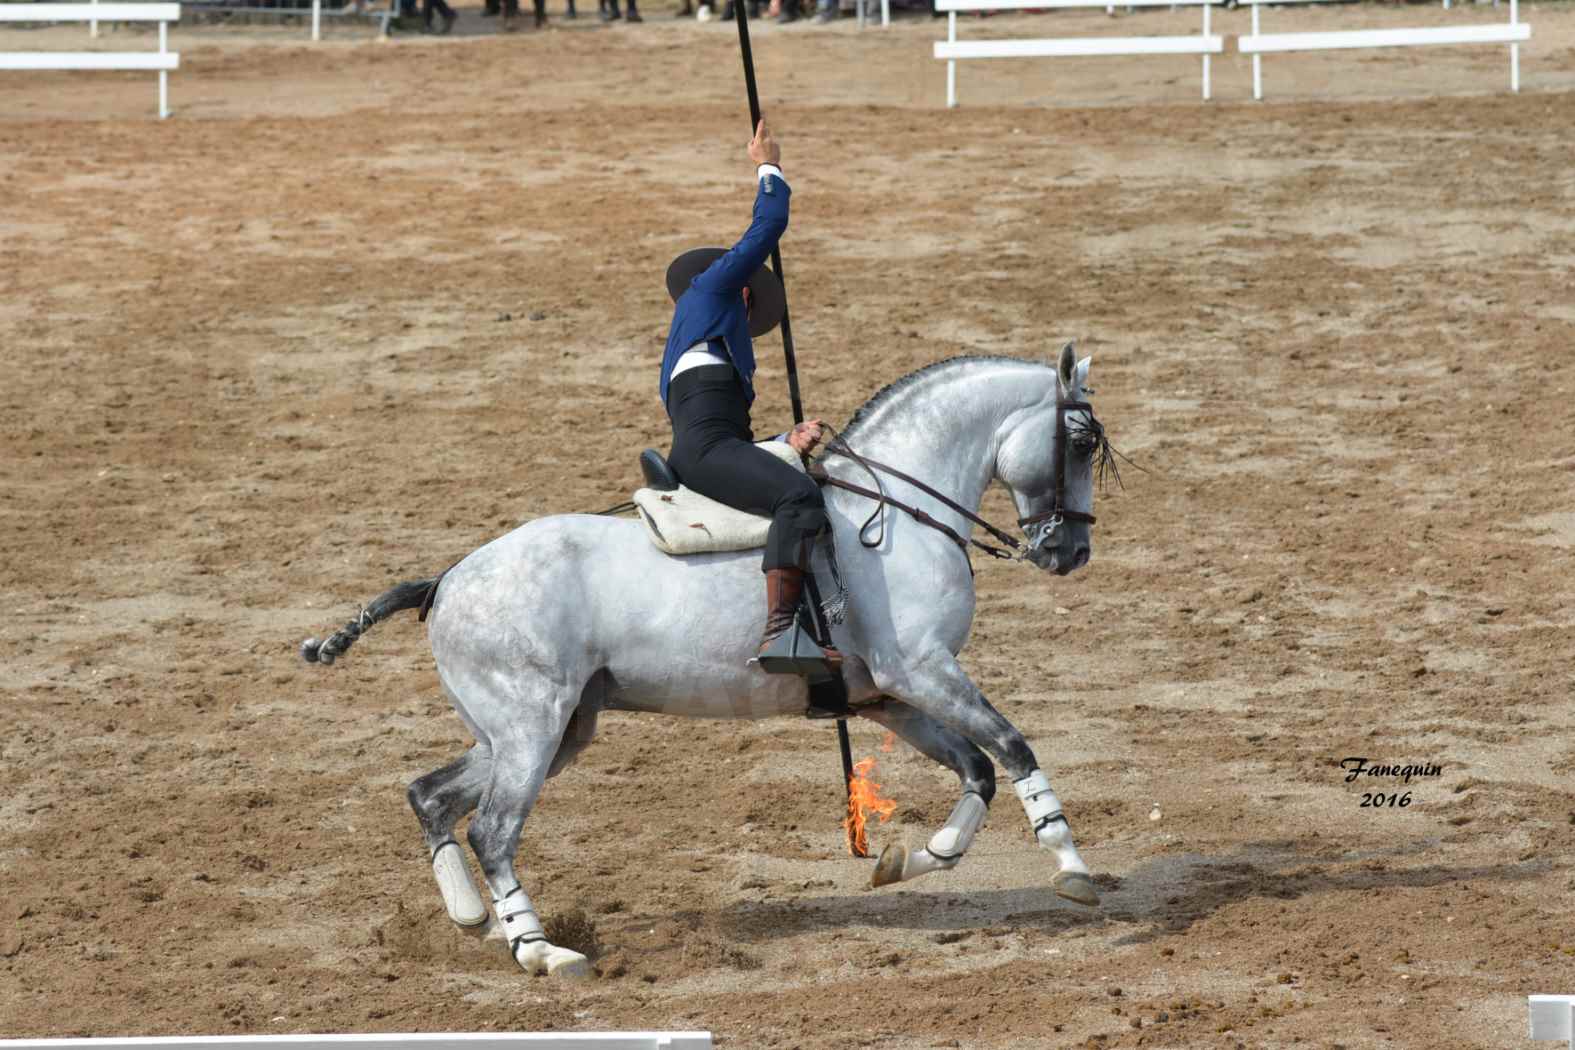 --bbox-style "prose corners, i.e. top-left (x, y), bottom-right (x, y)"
top-left (995, 343), bottom-right (1109, 576)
